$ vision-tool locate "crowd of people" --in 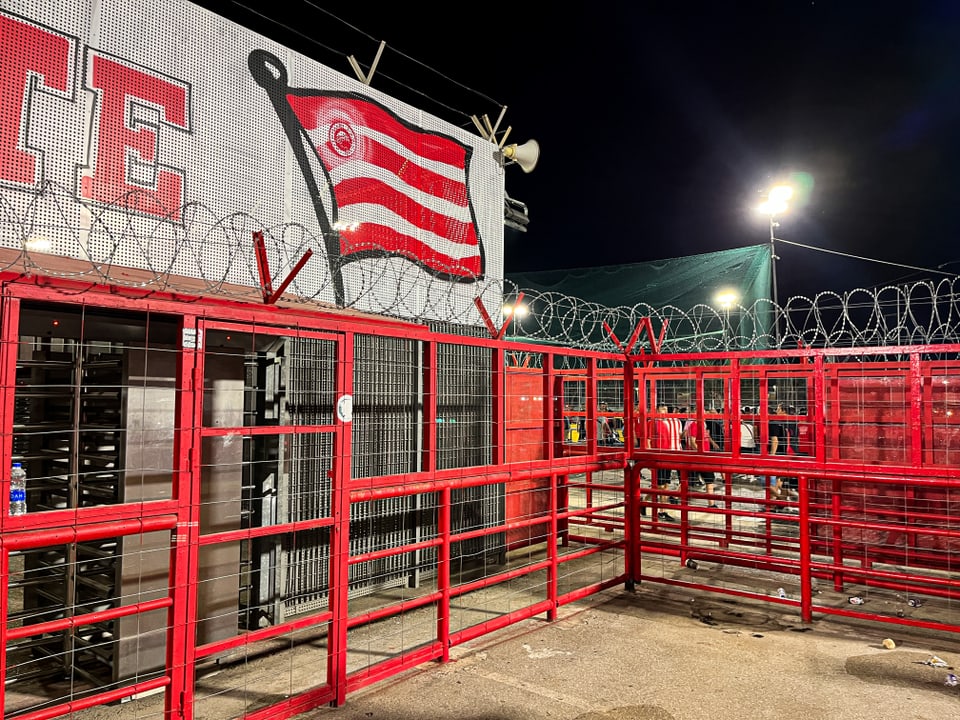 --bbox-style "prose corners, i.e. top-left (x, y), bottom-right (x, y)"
top-left (561, 400), bottom-right (806, 520)
top-left (638, 402), bottom-right (805, 521)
